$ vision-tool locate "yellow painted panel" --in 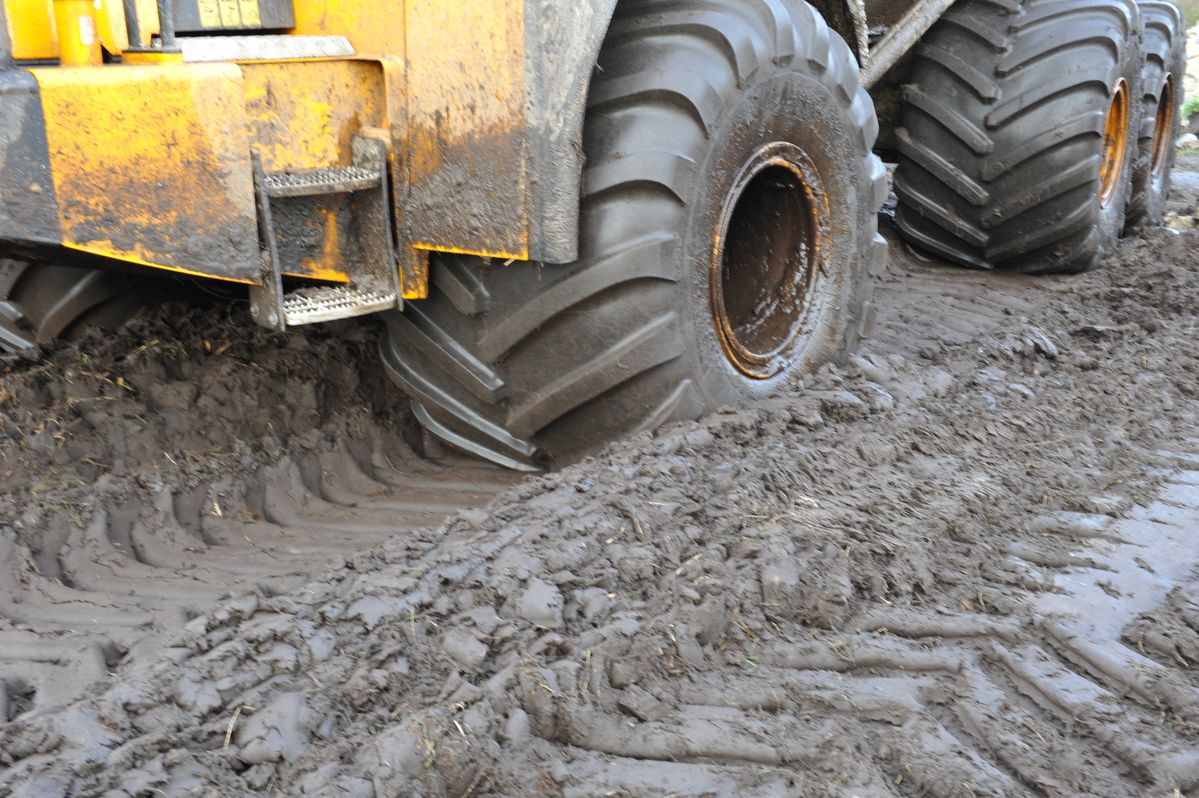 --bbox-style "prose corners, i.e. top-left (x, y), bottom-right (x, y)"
top-left (133, 0), bottom-right (160, 45)
top-left (291, 0), bottom-right (405, 57)
top-left (239, 0), bottom-right (261, 26)
top-left (53, 0), bottom-right (101, 65)
top-left (33, 64), bottom-right (260, 281)
top-left (241, 59), bottom-right (386, 172)
top-left (241, 59), bottom-right (387, 283)
top-left (403, 0), bottom-right (529, 258)
top-left (405, 1), bottom-right (524, 142)
top-left (7, 0), bottom-right (57, 59)
top-left (8, 0), bottom-right (131, 58)
top-left (96, 0), bottom-right (130, 53)
top-left (197, 0), bottom-right (221, 27)
top-left (217, 0), bottom-right (240, 26)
